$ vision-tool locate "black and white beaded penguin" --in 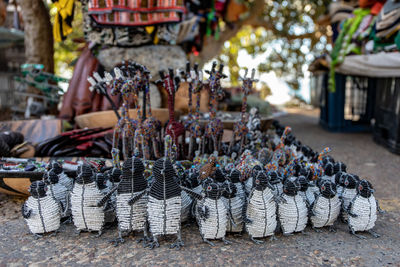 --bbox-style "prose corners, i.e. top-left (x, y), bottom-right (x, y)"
top-left (310, 180), bottom-right (341, 231)
top-left (296, 175), bottom-right (310, 206)
top-left (347, 179), bottom-right (384, 239)
top-left (71, 163), bottom-right (105, 235)
top-left (278, 178), bottom-right (308, 235)
top-left (341, 174), bottom-right (359, 221)
top-left (49, 161), bottom-right (74, 191)
top-left (268, 170), bottom-right (283, 198)
top-left (196, 180), bottom-right (232, 246)
top-left (245, 165), bottom-right (263, 195)
top-left (103, 157), bottom-right (149, 245)
top-left (334, 171), bottom-right (348, 198)
top-left (225, 169), bottom-right (246, 233)
top-left (146, 158), bottom-right (202, 249)
top-left (245, 171), bottom-right (278, 244)
top-left (46, 170), bottom-right (70, 218)
top-left (22, 181), bottom-right (61, 238)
